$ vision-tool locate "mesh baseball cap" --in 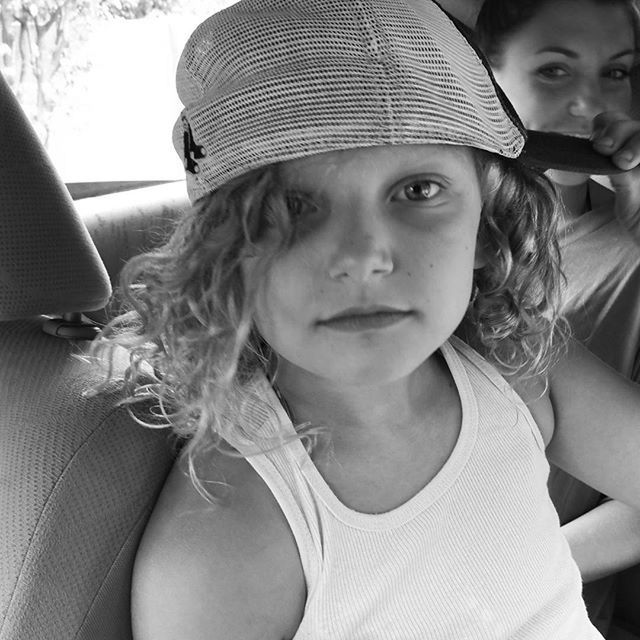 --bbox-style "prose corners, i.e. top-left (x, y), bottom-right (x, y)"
top-left (173, 0), bottom-right (621, 203)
